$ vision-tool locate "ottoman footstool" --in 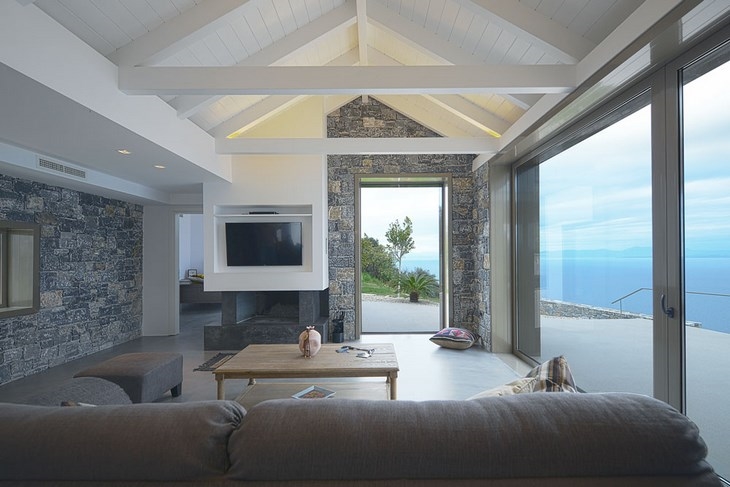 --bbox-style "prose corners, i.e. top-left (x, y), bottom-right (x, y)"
top-left (74, 352), bottom-right (183, 403)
